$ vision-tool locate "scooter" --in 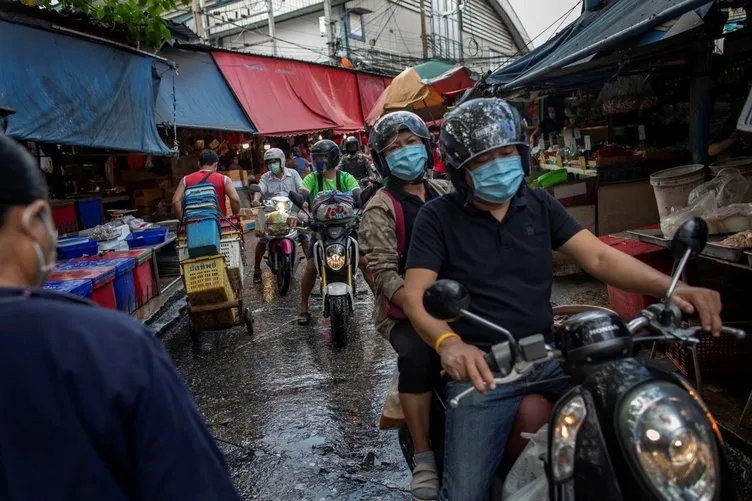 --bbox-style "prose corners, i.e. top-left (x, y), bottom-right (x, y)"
top-left (288, 190), bottom-right (360, 347)
top-left (401, 217), bottom-right (745, 500)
